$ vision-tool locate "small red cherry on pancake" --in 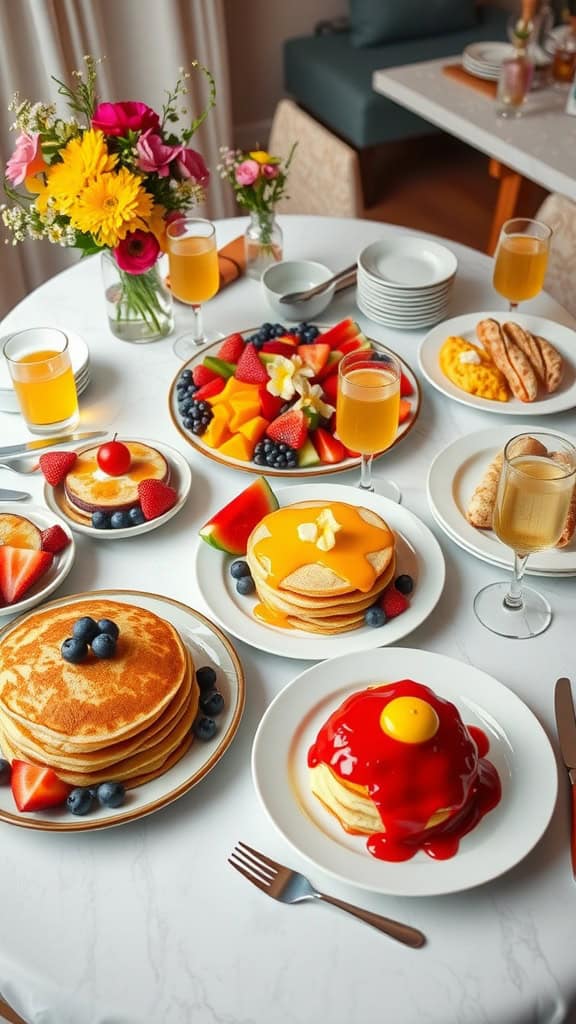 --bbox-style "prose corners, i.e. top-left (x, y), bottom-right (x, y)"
top-left (97, 436), bottom-right (131, 476)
